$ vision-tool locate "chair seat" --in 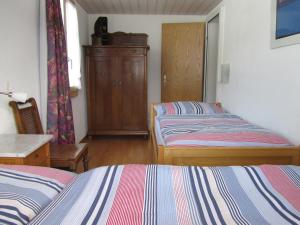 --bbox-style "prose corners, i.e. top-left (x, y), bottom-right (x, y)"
top-left (50, 143), bottom-right (89, 172)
